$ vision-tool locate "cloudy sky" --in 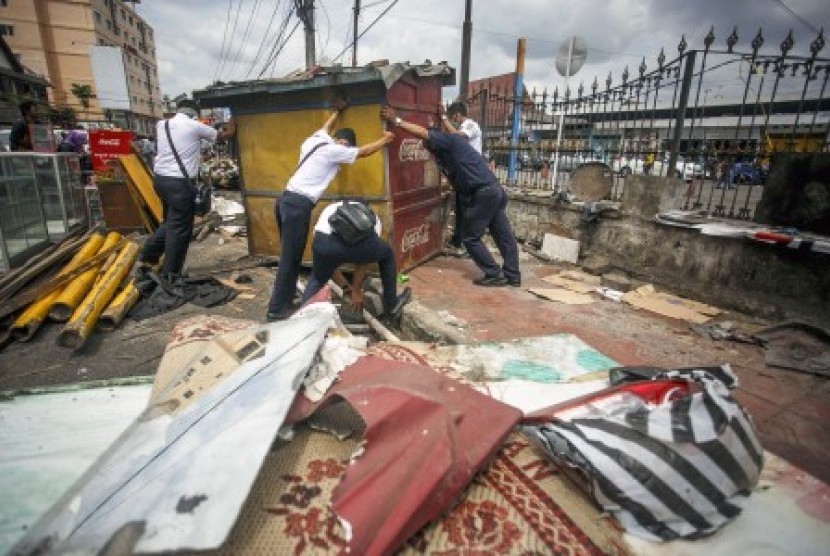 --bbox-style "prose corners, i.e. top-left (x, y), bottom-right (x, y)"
top-left (134, 0), bottom-right (830, 102)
